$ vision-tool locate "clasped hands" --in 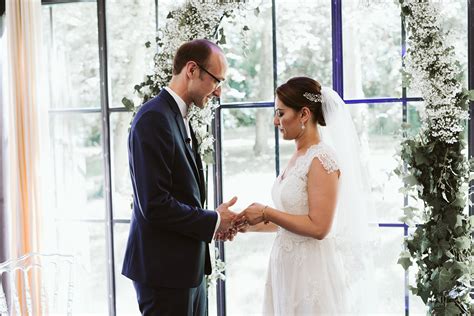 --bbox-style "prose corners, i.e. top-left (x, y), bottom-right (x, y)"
top-left (215, 197), bottom-right (268, 241)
